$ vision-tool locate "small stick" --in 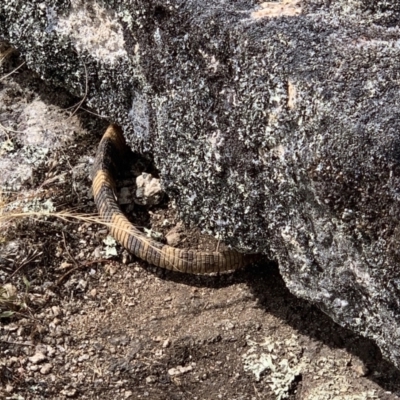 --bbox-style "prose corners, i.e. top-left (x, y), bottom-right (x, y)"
top-left (0, 61), bottom-right (26, 82)
top-left (0, 340), bottom-right (34, 347)
top-left (4, 252), bottom-right (41, 284)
